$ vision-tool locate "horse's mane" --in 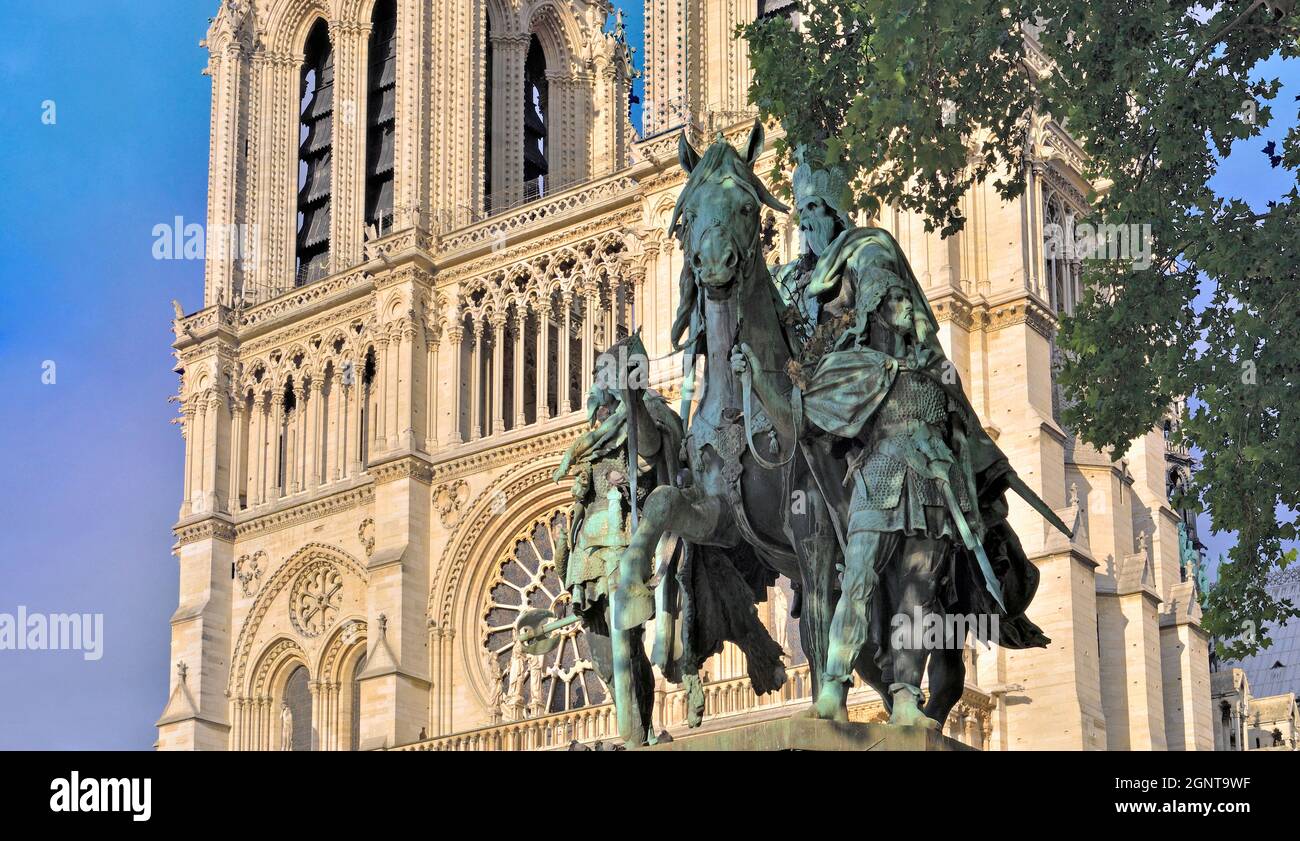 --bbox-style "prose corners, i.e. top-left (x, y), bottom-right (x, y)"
top-left (669, 141), bottom-right (785, 353)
